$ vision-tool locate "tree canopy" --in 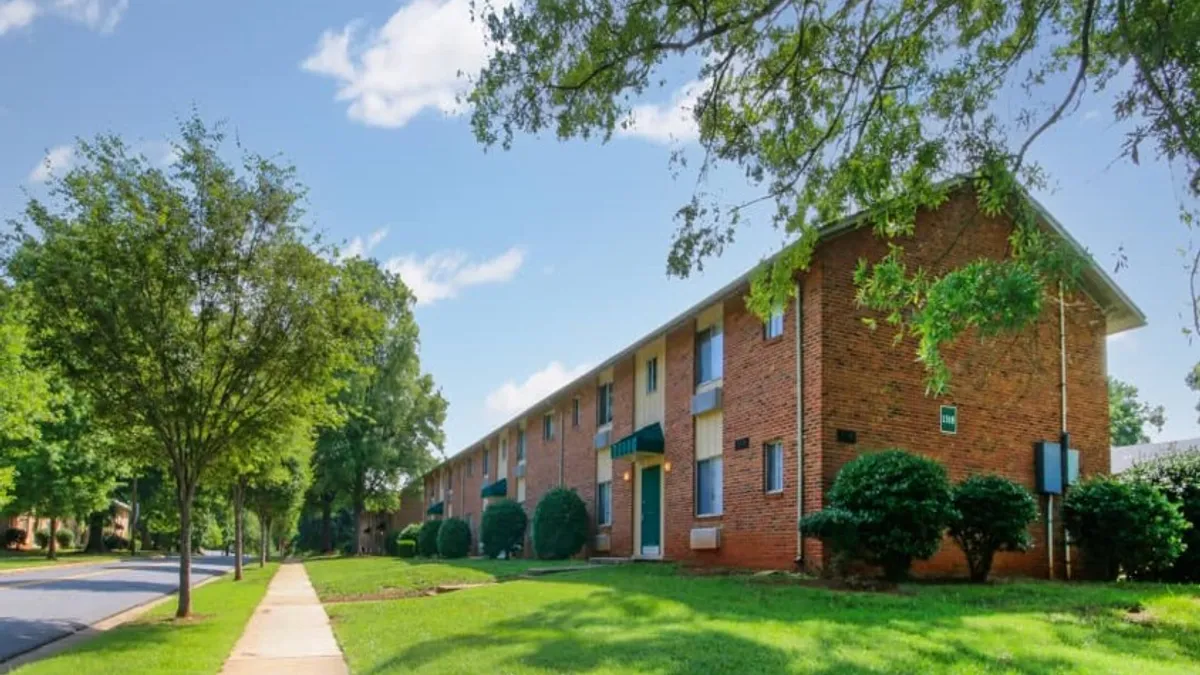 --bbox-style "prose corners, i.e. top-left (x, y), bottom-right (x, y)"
top-left (5, 117), bottom-right (369, 615)
top-left (1109, 376), bottom-right (1166, 446)
top-left (468, 0), bottom-right (1200, 392)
